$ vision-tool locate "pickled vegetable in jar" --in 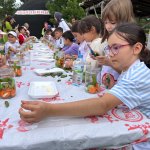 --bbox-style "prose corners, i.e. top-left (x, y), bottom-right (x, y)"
top-left (85, 65), bottom-right (101, 94)
top-left (55, 51), bottom-right (64, 68)
top-left (0, 68), bottom-right (16, 99)
top-left (8, 56), bottom-right (22, 77)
